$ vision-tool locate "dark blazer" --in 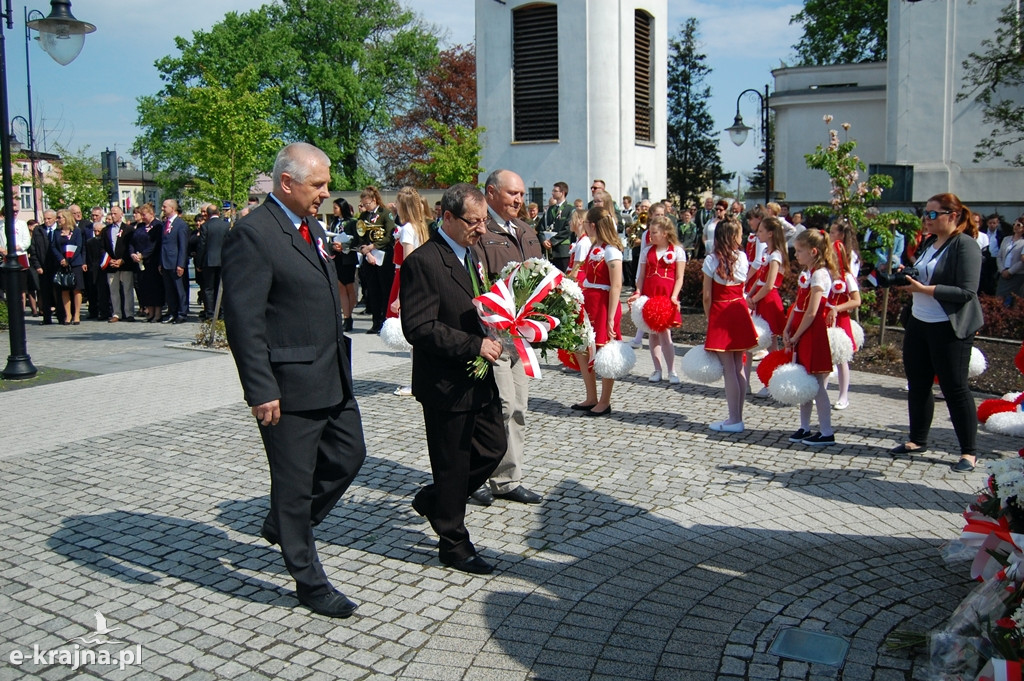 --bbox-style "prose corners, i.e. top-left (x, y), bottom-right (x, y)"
top-left (918, 231), bottom-right (984, 339)
top-left (472, 215), bottom-right (543, 282)
top-left (29, 223), bottom-right (58, 271)
top-left (539, 202), bottom-right (574, 260)
top-left (222, 197), bottom-right (353, 412)
top-left (103, 222), bottom-right (137, 272)
top-left (198, 216), bottom-right (229, 268)
top-left (159, 215), bottom-right (189, 271)
top-left (400, 232), bottom-right (498, 412)
top-left (51, 228), bottom-right (85, 267)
